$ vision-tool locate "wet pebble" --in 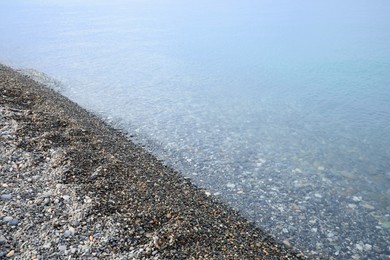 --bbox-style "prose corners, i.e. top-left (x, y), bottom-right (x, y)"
top-left (226, 183), bottom-right (235, 189)
top-left (363, 244), bottom-right (372, 251)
